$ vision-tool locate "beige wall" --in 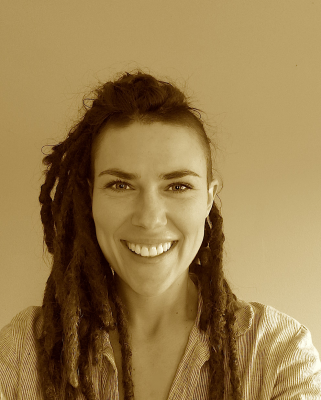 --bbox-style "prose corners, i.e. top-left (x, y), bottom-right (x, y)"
top-left (1, 1), bottom-right (320, 351)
